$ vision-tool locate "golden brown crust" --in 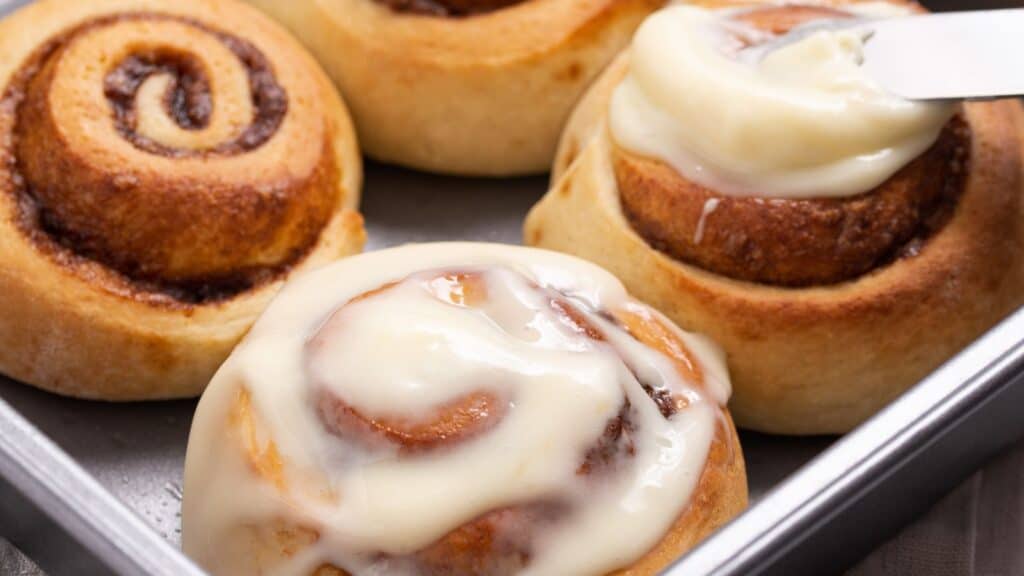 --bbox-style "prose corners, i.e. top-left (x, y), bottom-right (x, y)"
top-left (0, 0), bottom-right (364, 399)
top-left (243, 0), bottom-right (665, 175)
top-left (613, 107), bottom-right (967, 287)
top-left (223, 271), bottom-right (747, 575)
top-left (12, 16), bottom-right (337, 287)
top-left (527, 2), bottom-right (1024, 434)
